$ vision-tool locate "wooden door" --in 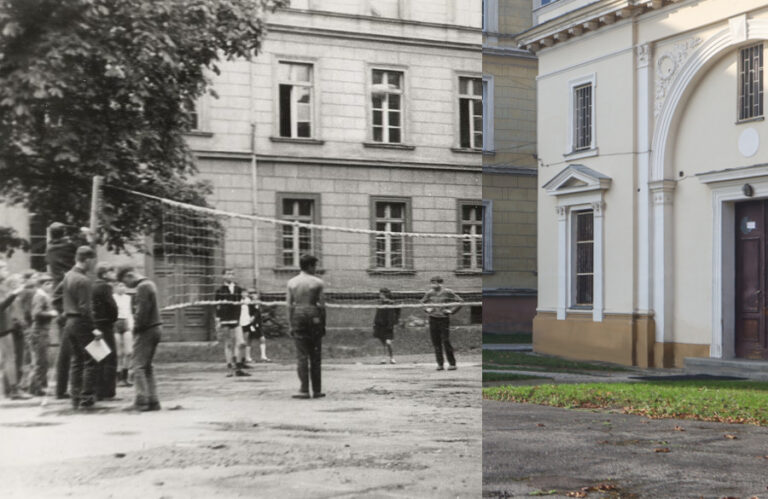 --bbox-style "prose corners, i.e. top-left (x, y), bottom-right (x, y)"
top-left (735, 200), bottom-right (768, 359)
